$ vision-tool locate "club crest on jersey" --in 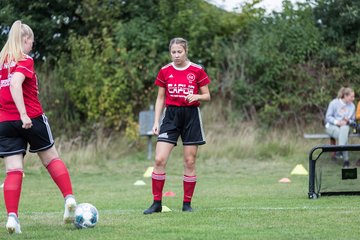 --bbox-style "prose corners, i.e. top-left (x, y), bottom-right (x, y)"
top-left (187, 73), bottom-right (195, 83)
